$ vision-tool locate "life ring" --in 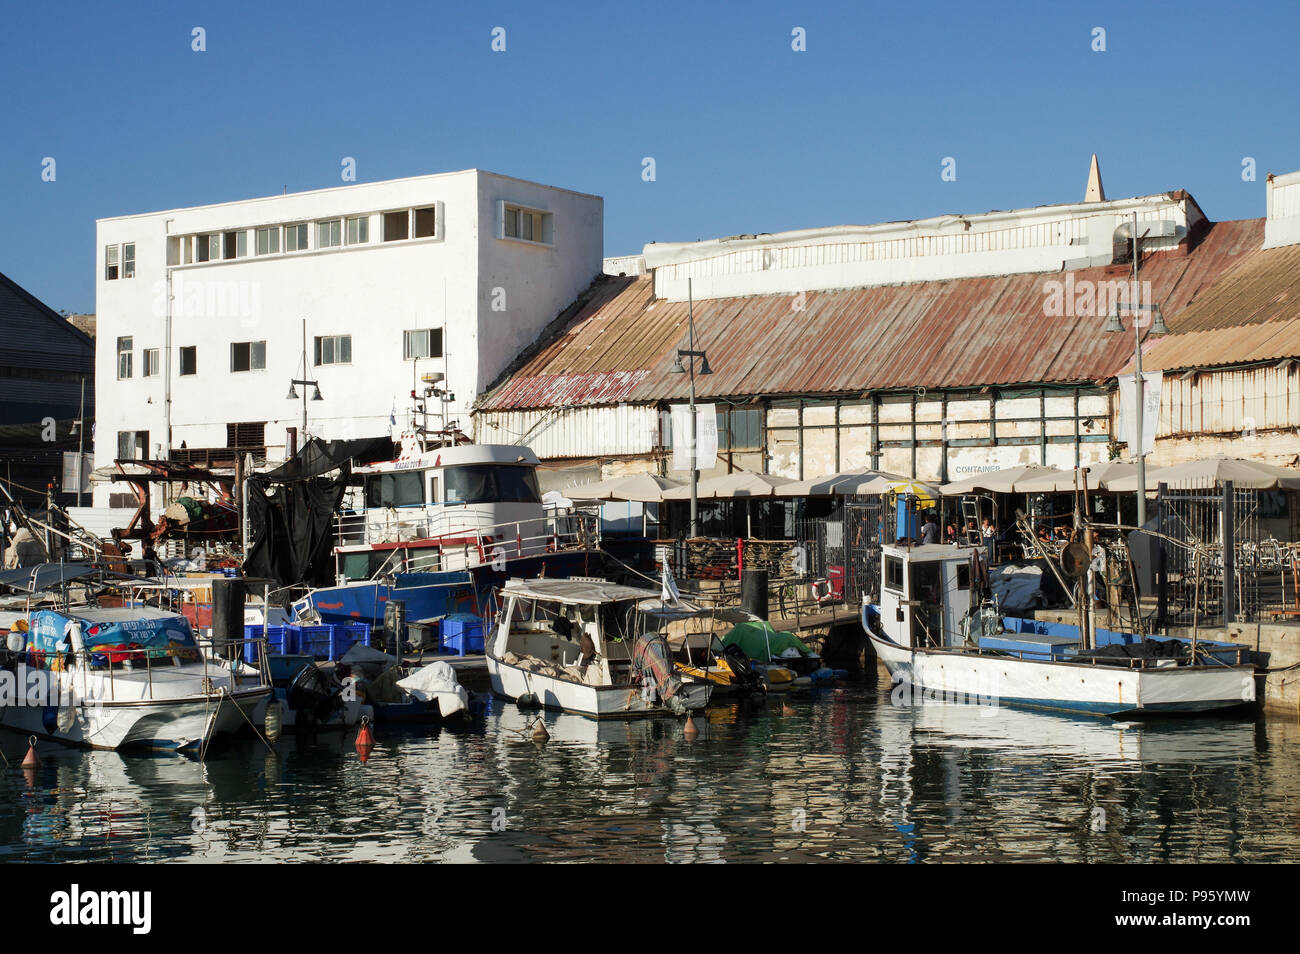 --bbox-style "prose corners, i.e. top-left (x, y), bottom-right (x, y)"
top-left (812, 578), bottom-right (834, 603)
